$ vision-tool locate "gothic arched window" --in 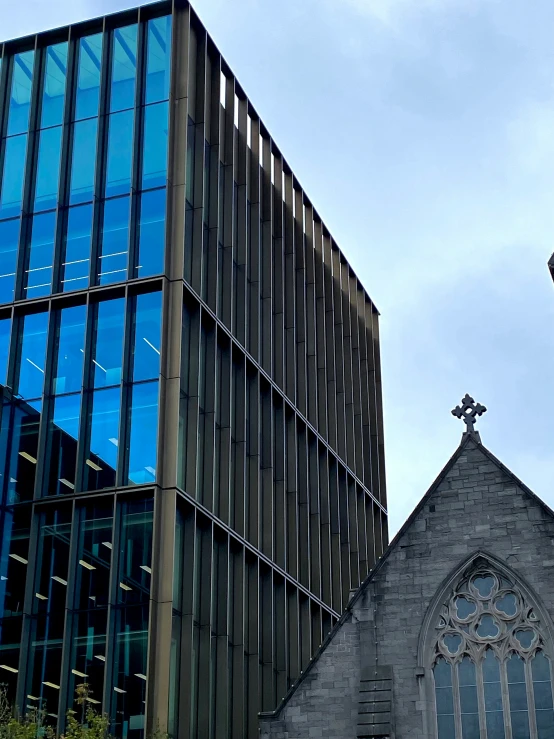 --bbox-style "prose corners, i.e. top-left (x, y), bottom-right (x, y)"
top-left (432, 564), bottom-right (554, 739)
